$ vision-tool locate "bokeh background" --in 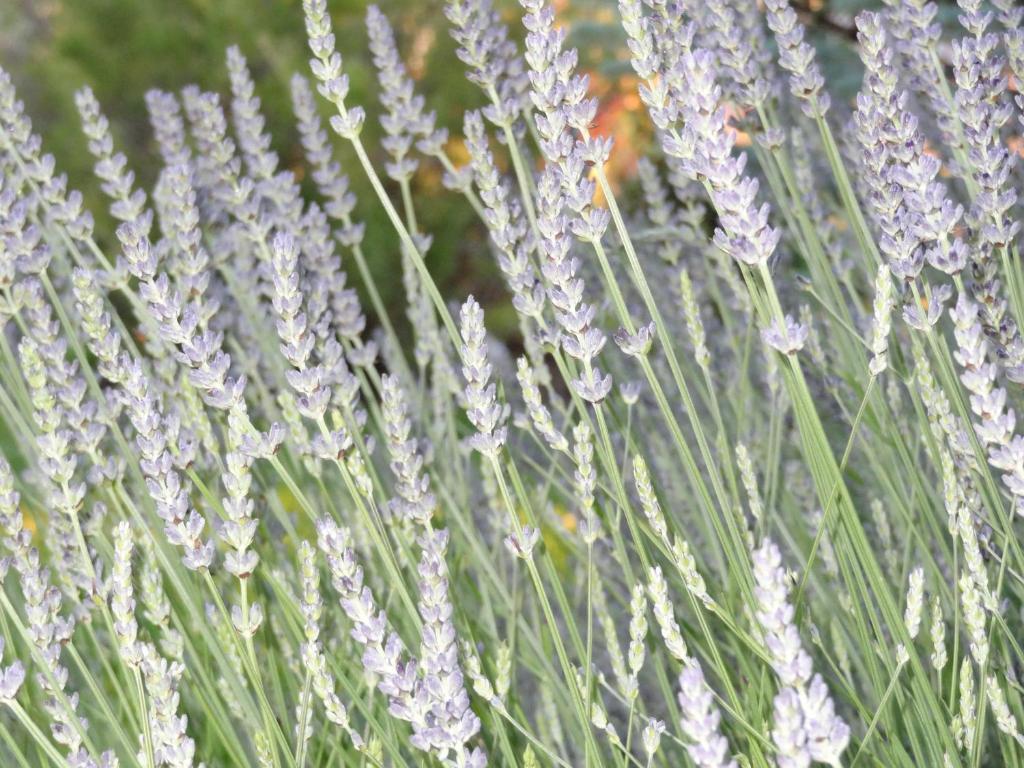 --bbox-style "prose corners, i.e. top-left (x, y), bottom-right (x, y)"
top-left (0, 0), bottom-right (969, 340)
